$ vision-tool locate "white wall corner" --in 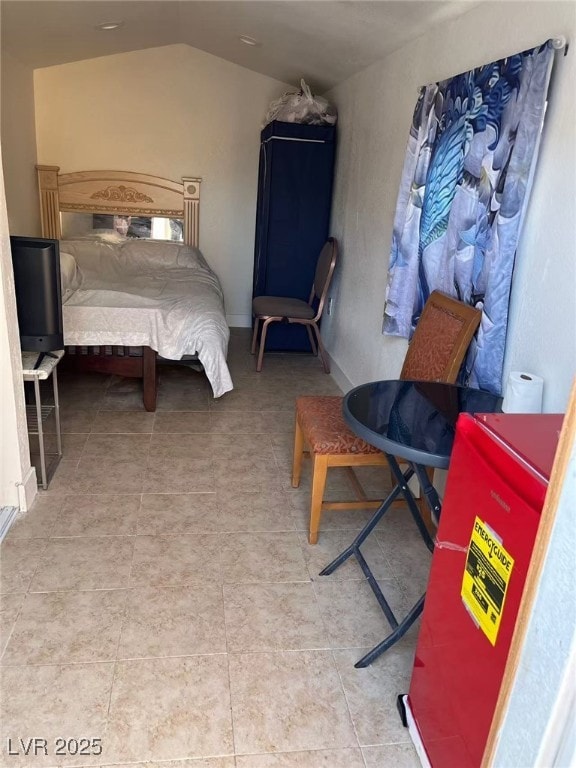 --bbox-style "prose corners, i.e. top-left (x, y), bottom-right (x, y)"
top-left (327, 351), bottom-right (354, 395)
top-left (492, 394), bottom-right (576, 766)
top-left (0, 149), bottom-right (34, 509)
